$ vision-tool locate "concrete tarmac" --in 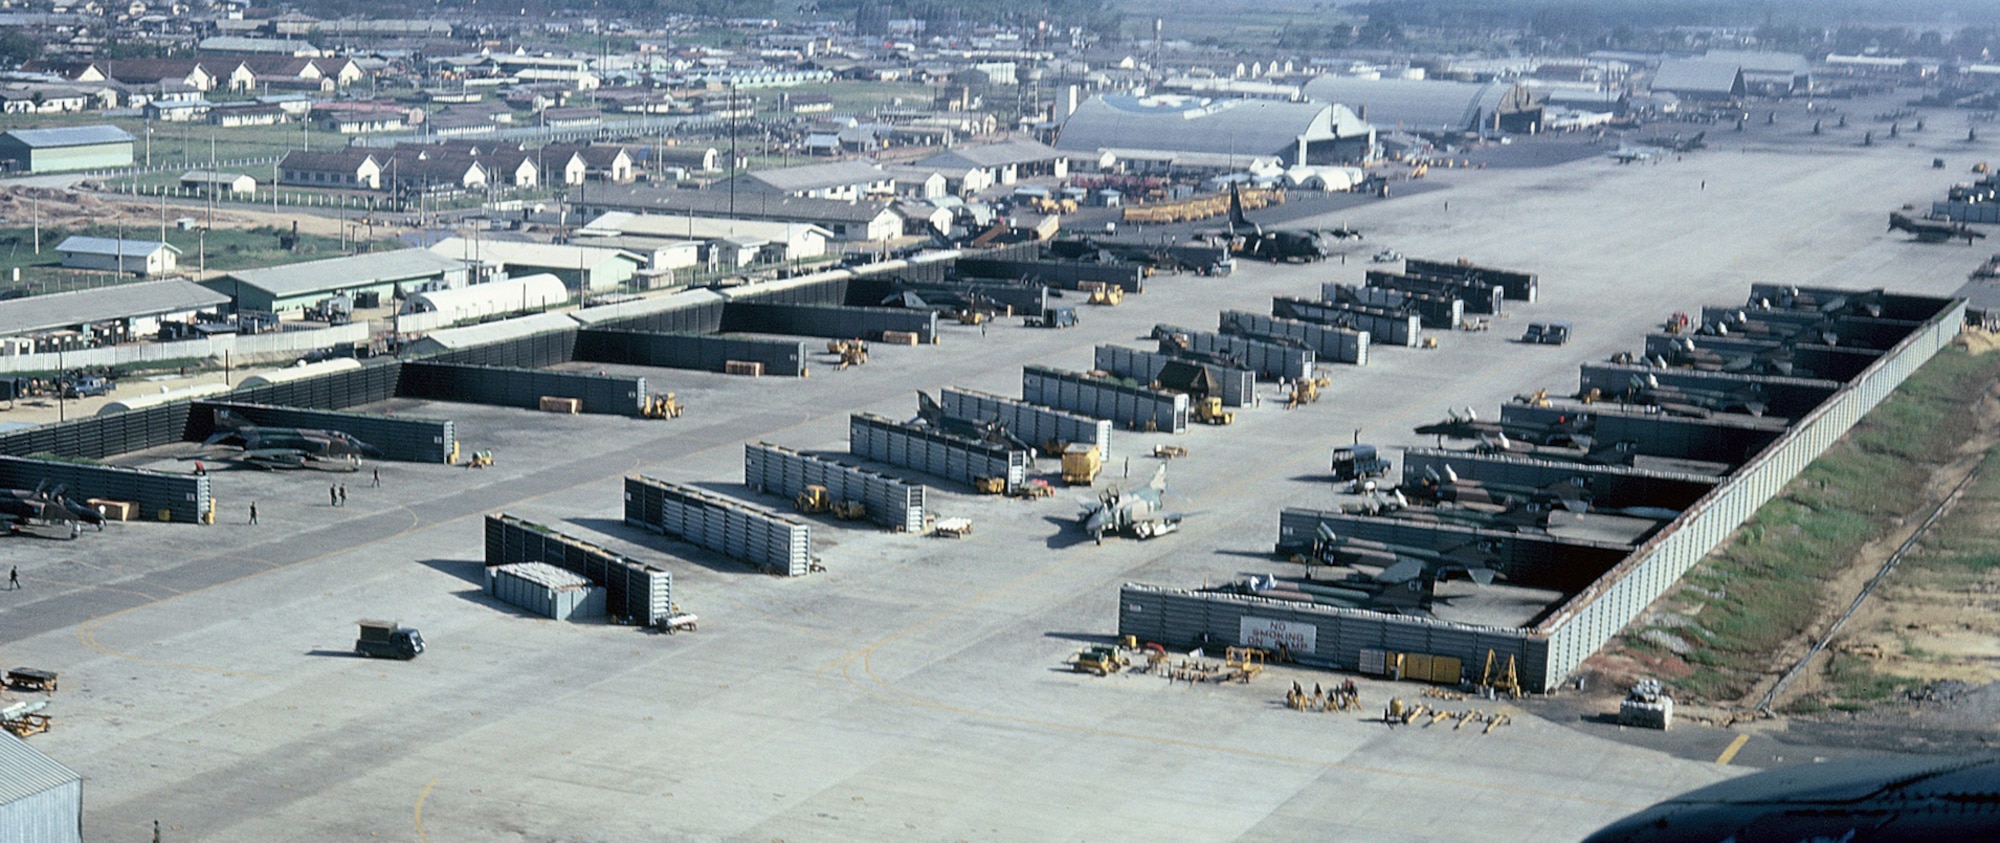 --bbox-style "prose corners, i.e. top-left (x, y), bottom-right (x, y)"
top-left (2, 102), bottom-right (1990, 841)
